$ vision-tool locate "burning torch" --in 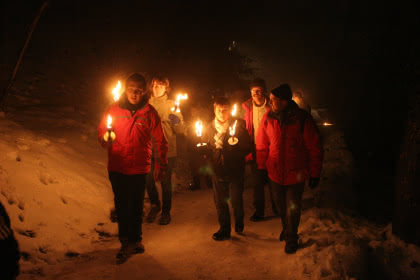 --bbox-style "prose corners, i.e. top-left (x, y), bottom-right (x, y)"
top-left (171, 93), bottom-right (188, 113)
top-left (112, 80), bottom-right (122, 102)
top-left (228, 120), bottom-right (239, 145)
top-left (231, 103), bottom-right (238, 117)
top-left (105, 114), bottom-right (116, 143)
top-left (195, 120), bottom-right (207, 147)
